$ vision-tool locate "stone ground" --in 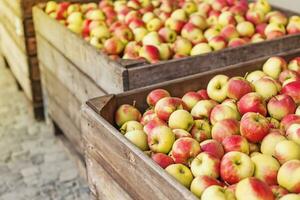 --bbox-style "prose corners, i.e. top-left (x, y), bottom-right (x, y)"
top-left (0, 56), bottom-right (90, 199)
